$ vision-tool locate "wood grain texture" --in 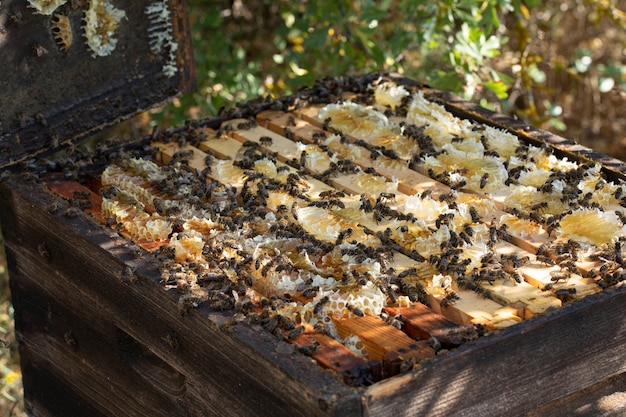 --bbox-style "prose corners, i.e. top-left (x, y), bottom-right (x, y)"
top-left (363, 287), bottom-right (626, 417)
top-left (0, 0), bottom-right (195, 168)
top-left (3, 72), bottom-right (626, 415)
top-left (0, 177), bottom-right (362, 417)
